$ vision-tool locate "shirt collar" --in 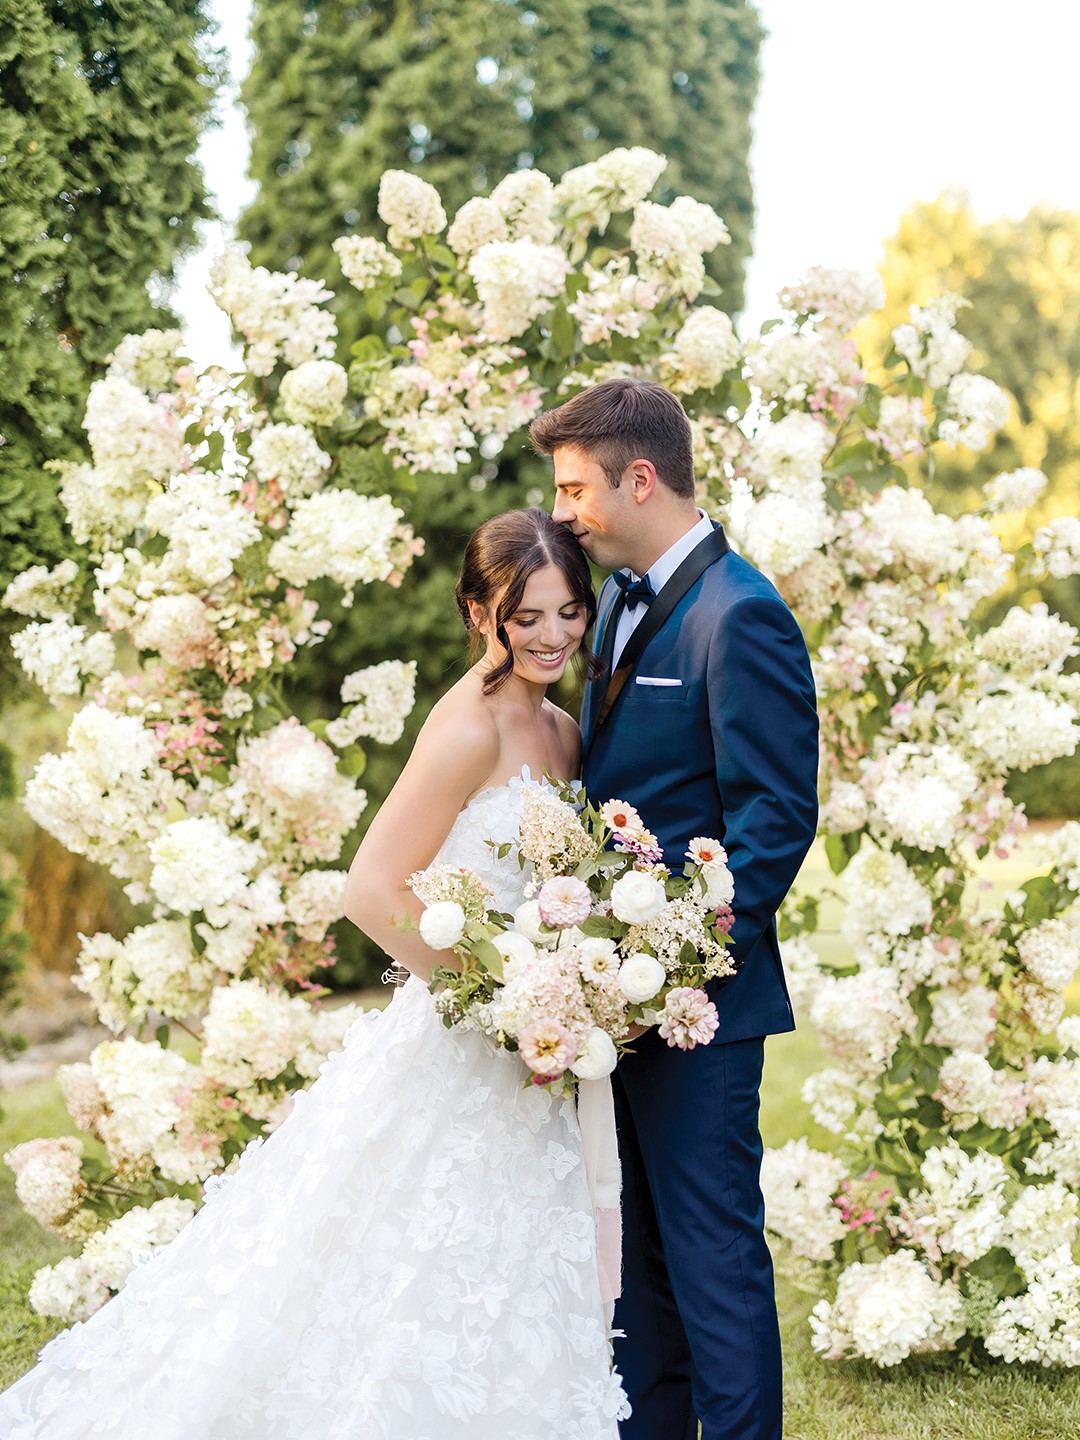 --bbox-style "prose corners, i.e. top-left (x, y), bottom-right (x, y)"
top-left (623, 510), bottom-right (714, 591)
